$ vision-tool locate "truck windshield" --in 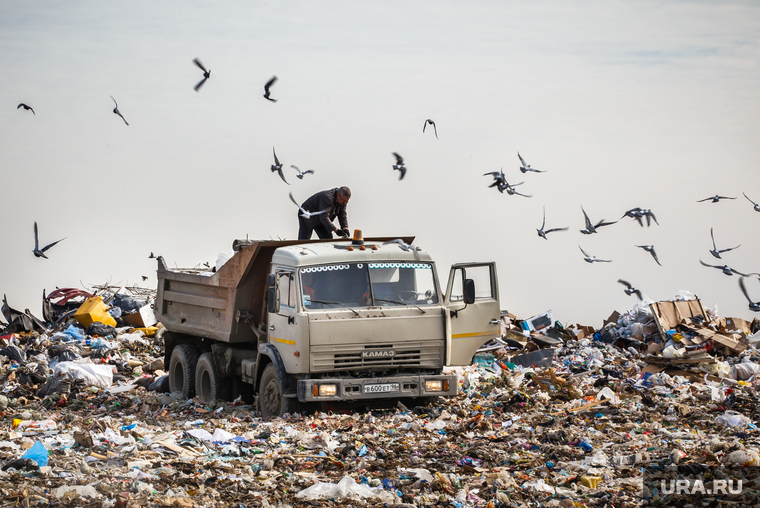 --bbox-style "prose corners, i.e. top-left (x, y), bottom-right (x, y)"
top-left (299, 262), bottom-right (438, 310)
